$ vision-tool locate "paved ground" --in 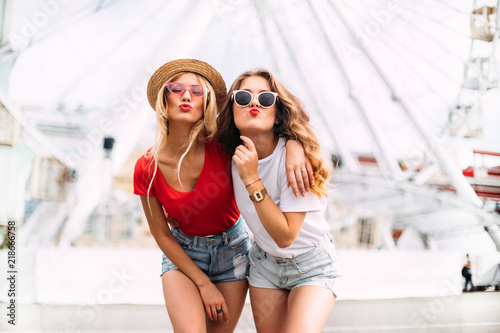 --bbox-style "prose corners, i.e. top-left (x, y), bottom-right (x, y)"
top-left (1, 291), bottom-right (499, 332)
